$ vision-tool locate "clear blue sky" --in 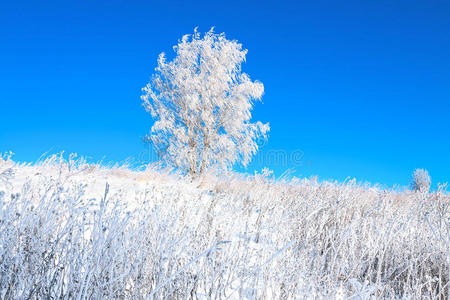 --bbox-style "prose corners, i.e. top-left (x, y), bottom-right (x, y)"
top-left (1, 0), bottom-right (449, 187)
